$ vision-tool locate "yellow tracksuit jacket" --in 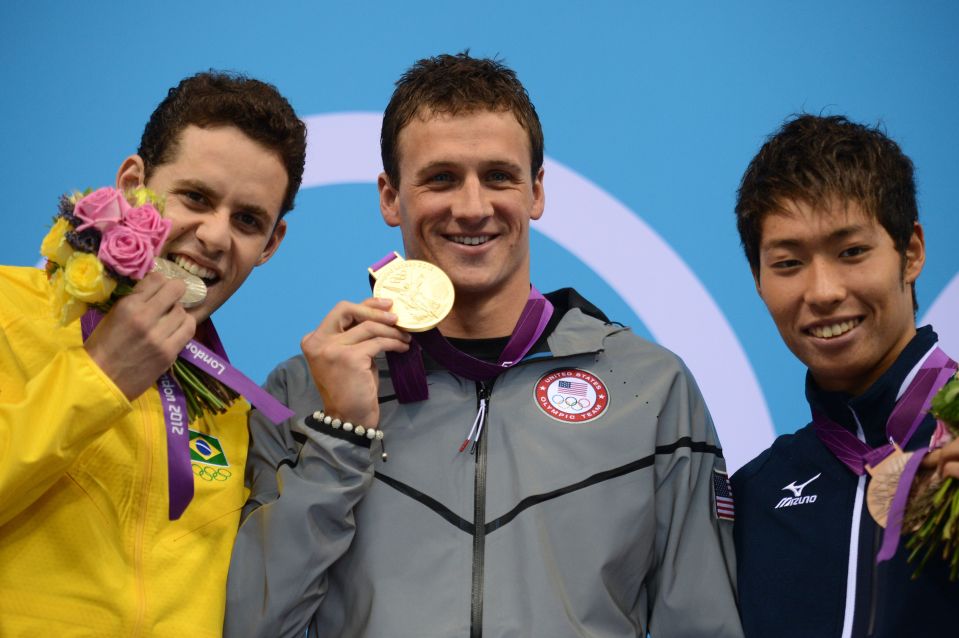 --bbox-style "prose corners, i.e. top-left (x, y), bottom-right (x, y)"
top-left (0, 265), bottom-right (250, 637)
